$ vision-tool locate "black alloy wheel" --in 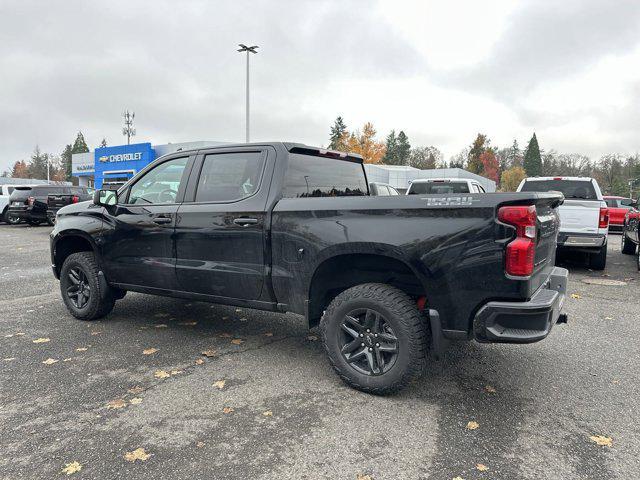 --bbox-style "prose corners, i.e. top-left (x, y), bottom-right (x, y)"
top-left (7, 214), bottom-right (21, 225)
top-left (66, 267), bottom-right (91, 309)
top-left (340, 308), bottom-right (399, 376)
